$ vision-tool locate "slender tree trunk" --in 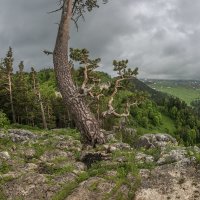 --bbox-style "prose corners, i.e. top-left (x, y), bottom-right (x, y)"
top-left (25, 106), bottom-right (28, 124)
top-left (8, 73), bottom-right (16, 123)
top-left (38, 90), bottom-right (48, 129)
top-left (31, 67), bottom-right (48, 129)
top-left (67, 109), bottom-right (71, 127)
top-left (47, 105), bottom-right (50, 120)
top-left (53, 0), bottom-right (105, 145)
top-left (32, 119), bottom-right (34, 127)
